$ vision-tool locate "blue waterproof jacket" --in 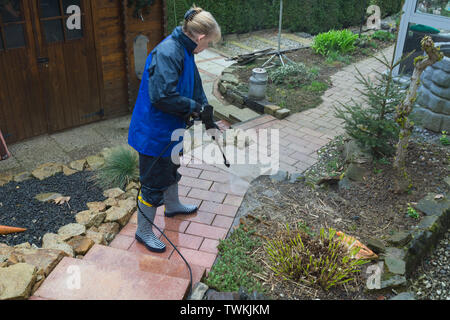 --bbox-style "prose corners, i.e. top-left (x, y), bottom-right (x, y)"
top-left (128, 27), bottom-right (208, 157)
